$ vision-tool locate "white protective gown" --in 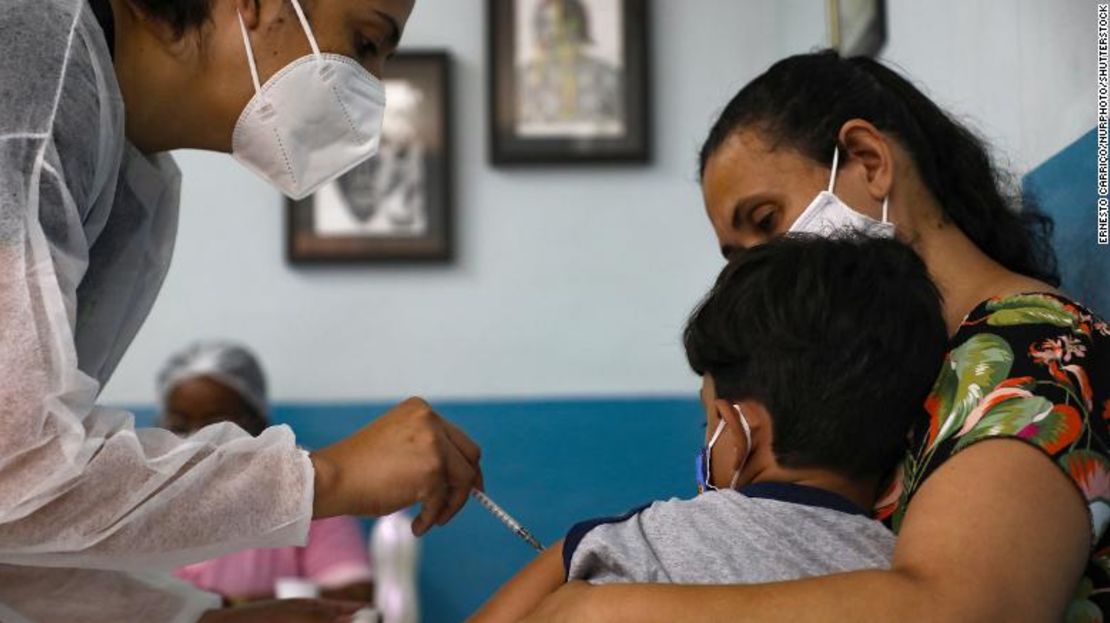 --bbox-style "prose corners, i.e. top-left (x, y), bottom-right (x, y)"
top-left (0, 0), bottom-right (315, 620)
